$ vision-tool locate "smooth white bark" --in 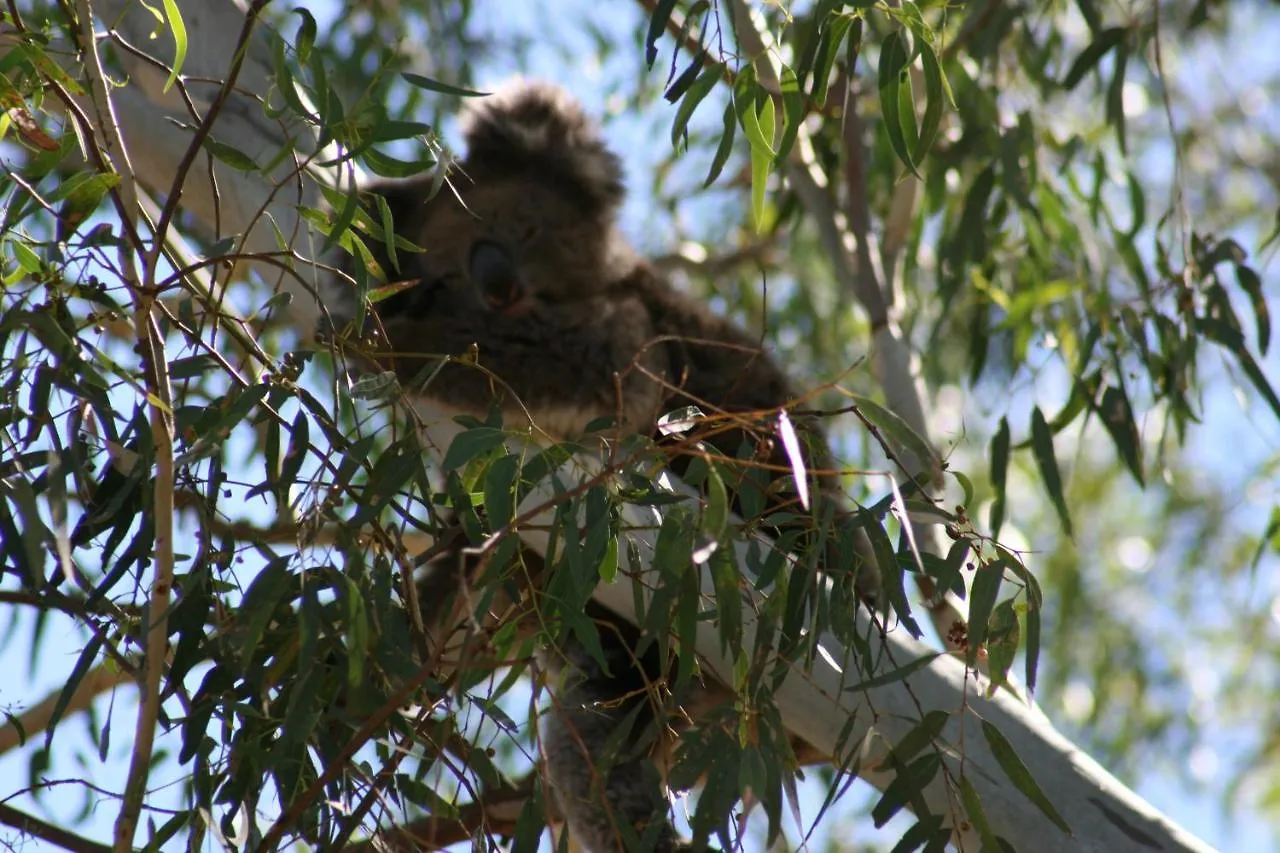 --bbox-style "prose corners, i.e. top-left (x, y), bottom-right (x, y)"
top-left (96, 0), bottom-right (345, 333)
